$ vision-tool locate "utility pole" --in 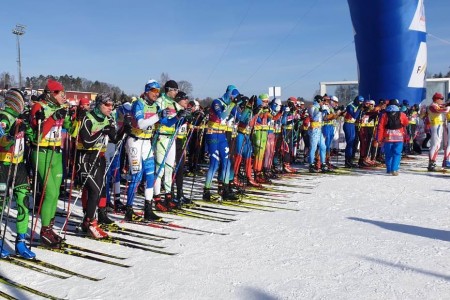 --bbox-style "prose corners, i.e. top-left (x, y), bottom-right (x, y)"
top-left (12, 24), bottom-right (26, 88)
